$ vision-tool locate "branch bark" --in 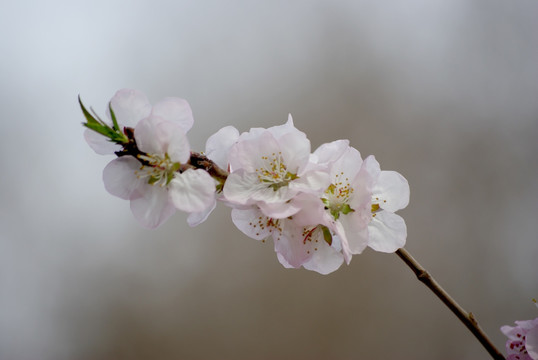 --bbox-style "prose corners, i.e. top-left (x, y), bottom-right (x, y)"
top-left (395, 248), bottom-right (505, 360)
